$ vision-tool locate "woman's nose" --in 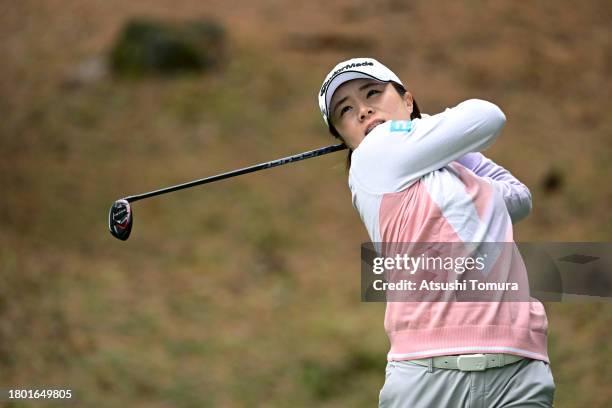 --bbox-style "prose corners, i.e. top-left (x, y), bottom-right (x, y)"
top-left (359, 106), bottom-right (374, 121)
